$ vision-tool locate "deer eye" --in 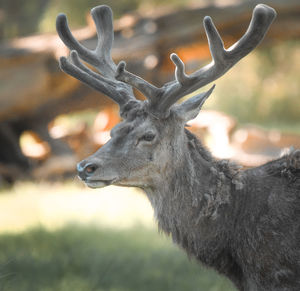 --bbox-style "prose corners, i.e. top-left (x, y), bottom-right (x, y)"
top-left (141, 132), bottom-right (156, 142)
